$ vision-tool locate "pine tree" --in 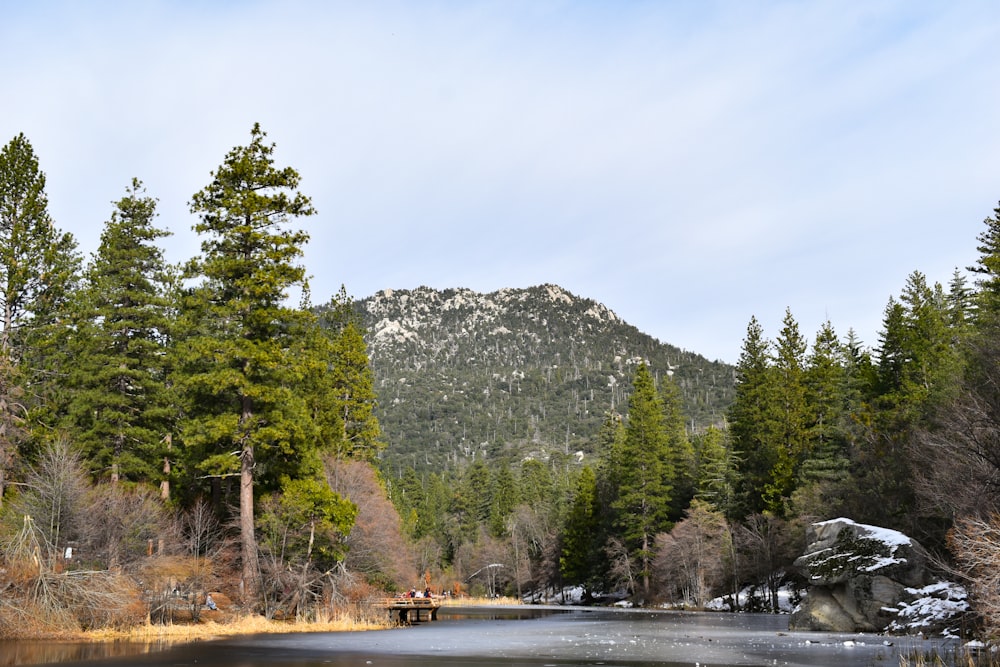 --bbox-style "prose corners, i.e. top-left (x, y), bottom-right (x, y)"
top-left (969, 202), bottom-right (1000, 326)
top-left (762, 308), bottom-right (810, 515)
top-left (330, 319), bottom-right (384, 462)
top-left (693, 425), bottom-right (736, 513)
top-left (560, 465), bottom-right (601, 590)
top-left (854, 273), bottom-right (959, 531)
top-left (175, 124), bottom-right (321, 606)
top-left (66, 179), bottom-right (175, 485)
top-left (794, 321), bottom-right (852, 518)
top-left (947, 269), bottom-right (975, 335)
top-left (729, 316), bottom-right (776, 517)
top-left (609, 363), bottom-right (672, 597)
top-left (0, 133), bottom-right (80, 502)
top-left (898, 272), bottom-right (959, 407)
top-left (659, 373), bottom-right (695, 521)
top-left (518, 458), bottom-right (553, 508)
top-left (488, 464), bottom-right (518, 538)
